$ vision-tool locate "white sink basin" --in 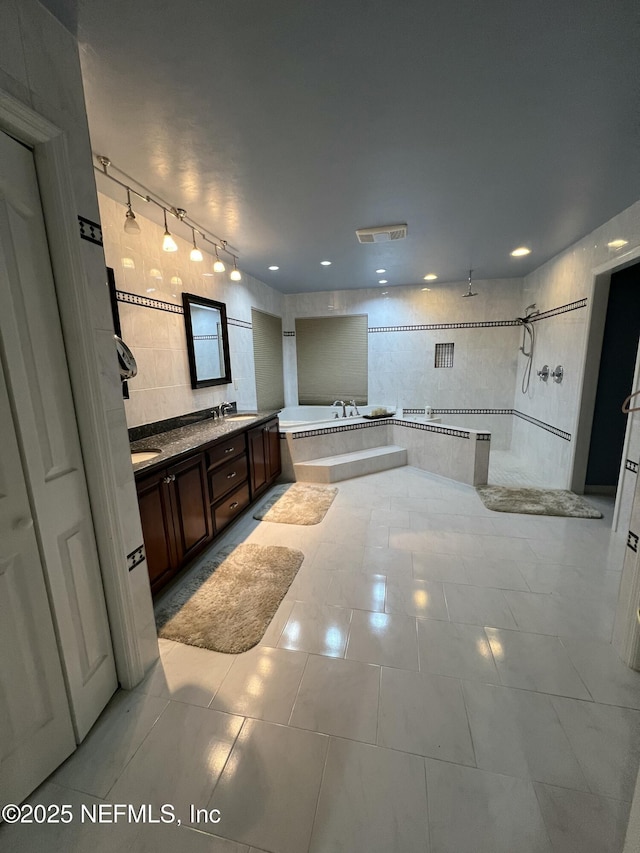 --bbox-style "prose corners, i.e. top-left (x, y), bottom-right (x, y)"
top-left (131, 449), bottom-right (162, 463)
